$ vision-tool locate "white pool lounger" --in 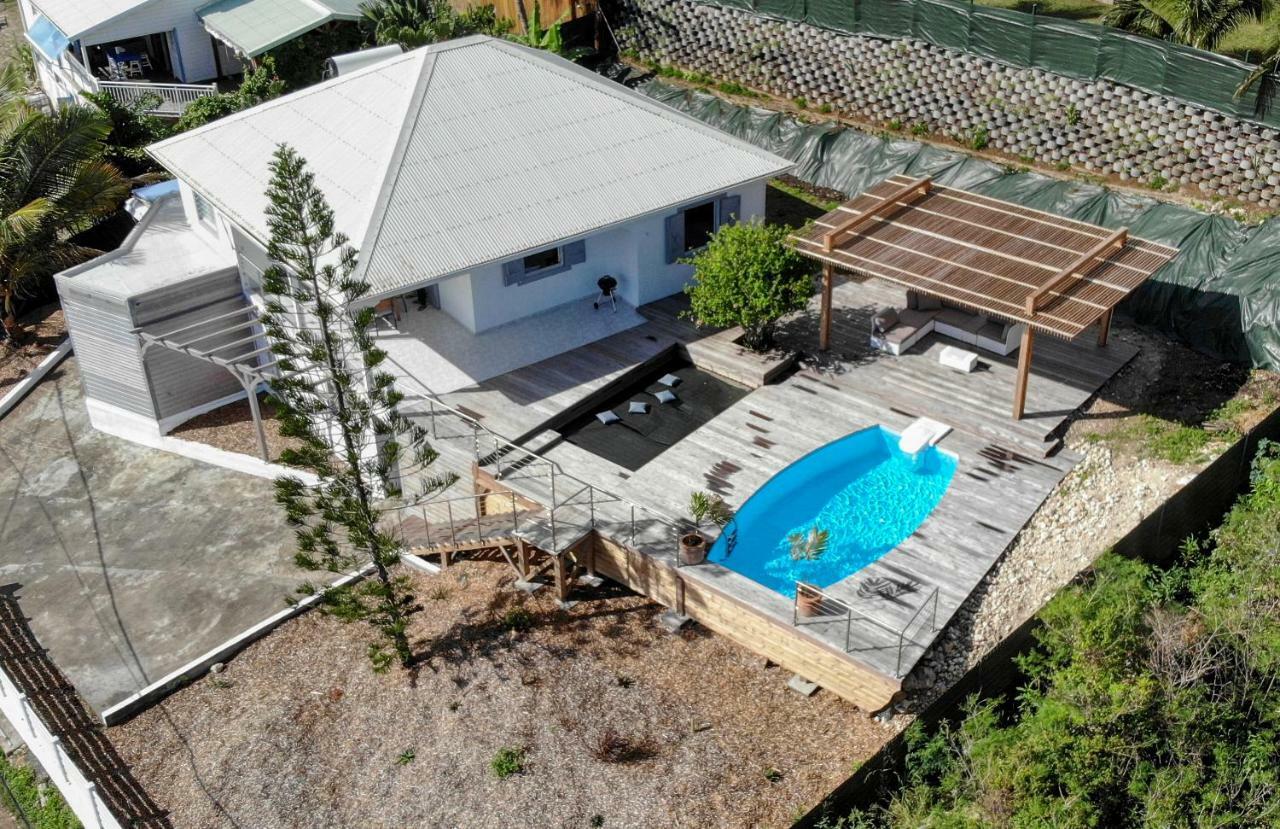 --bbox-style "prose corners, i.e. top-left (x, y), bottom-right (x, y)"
top-left (898, 417), bottom-right (952, 455)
